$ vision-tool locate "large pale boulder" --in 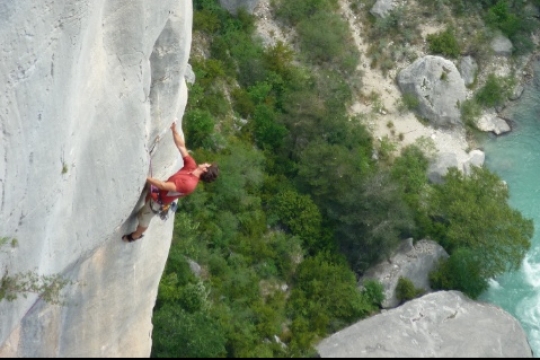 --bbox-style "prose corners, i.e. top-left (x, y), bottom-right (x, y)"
top-left (359, 239), bottom-right (448, 309)
top-left (316, 291), bottom-right (533, 357)
top-left (397, 55), bottom-right (467, 128)
top-left (459, 55), bottom-right (478, 87)
top-left (491, 33), bottom-right (513, 56)
top-left (476, 111), bottom-right (511, 135)
top-left (429, 149), bottom-right (487, 182)
top-left (0, 0), bottom-right (193, 356)
top-left (370, 0), bottom-right (397, 18)
top-left (463, 149), bottom-right (486, 176)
